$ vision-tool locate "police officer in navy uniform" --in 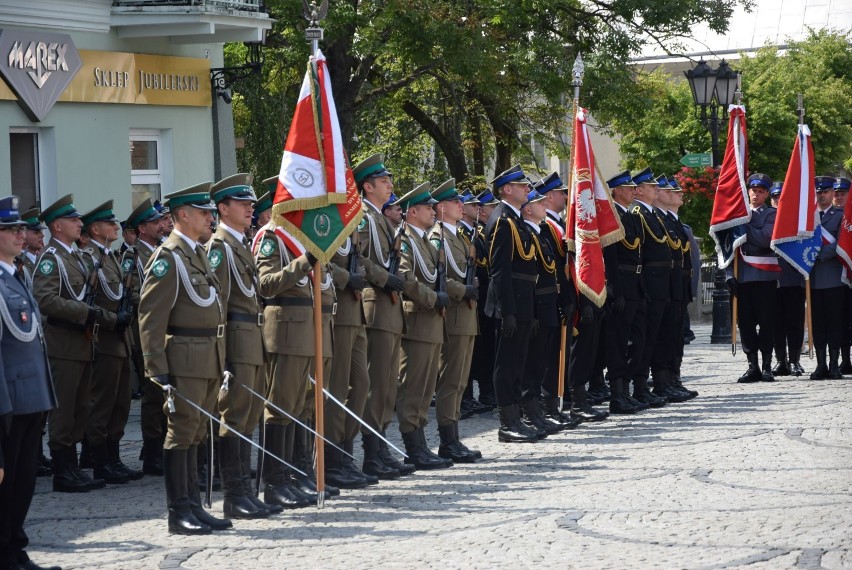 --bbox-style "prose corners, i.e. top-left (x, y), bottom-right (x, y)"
top-left (726, 173), bottom-right (779, 383)
top-left (809, 176), bottom-right (846, 379)
top-left (832, 177), bottom-right (852, 374)
top-left (0, 196), bottom-right (61, 570)
top-left (768, 182), bottom-right (806, 377)
top-left (484, 165), bottom-right (544, 443)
